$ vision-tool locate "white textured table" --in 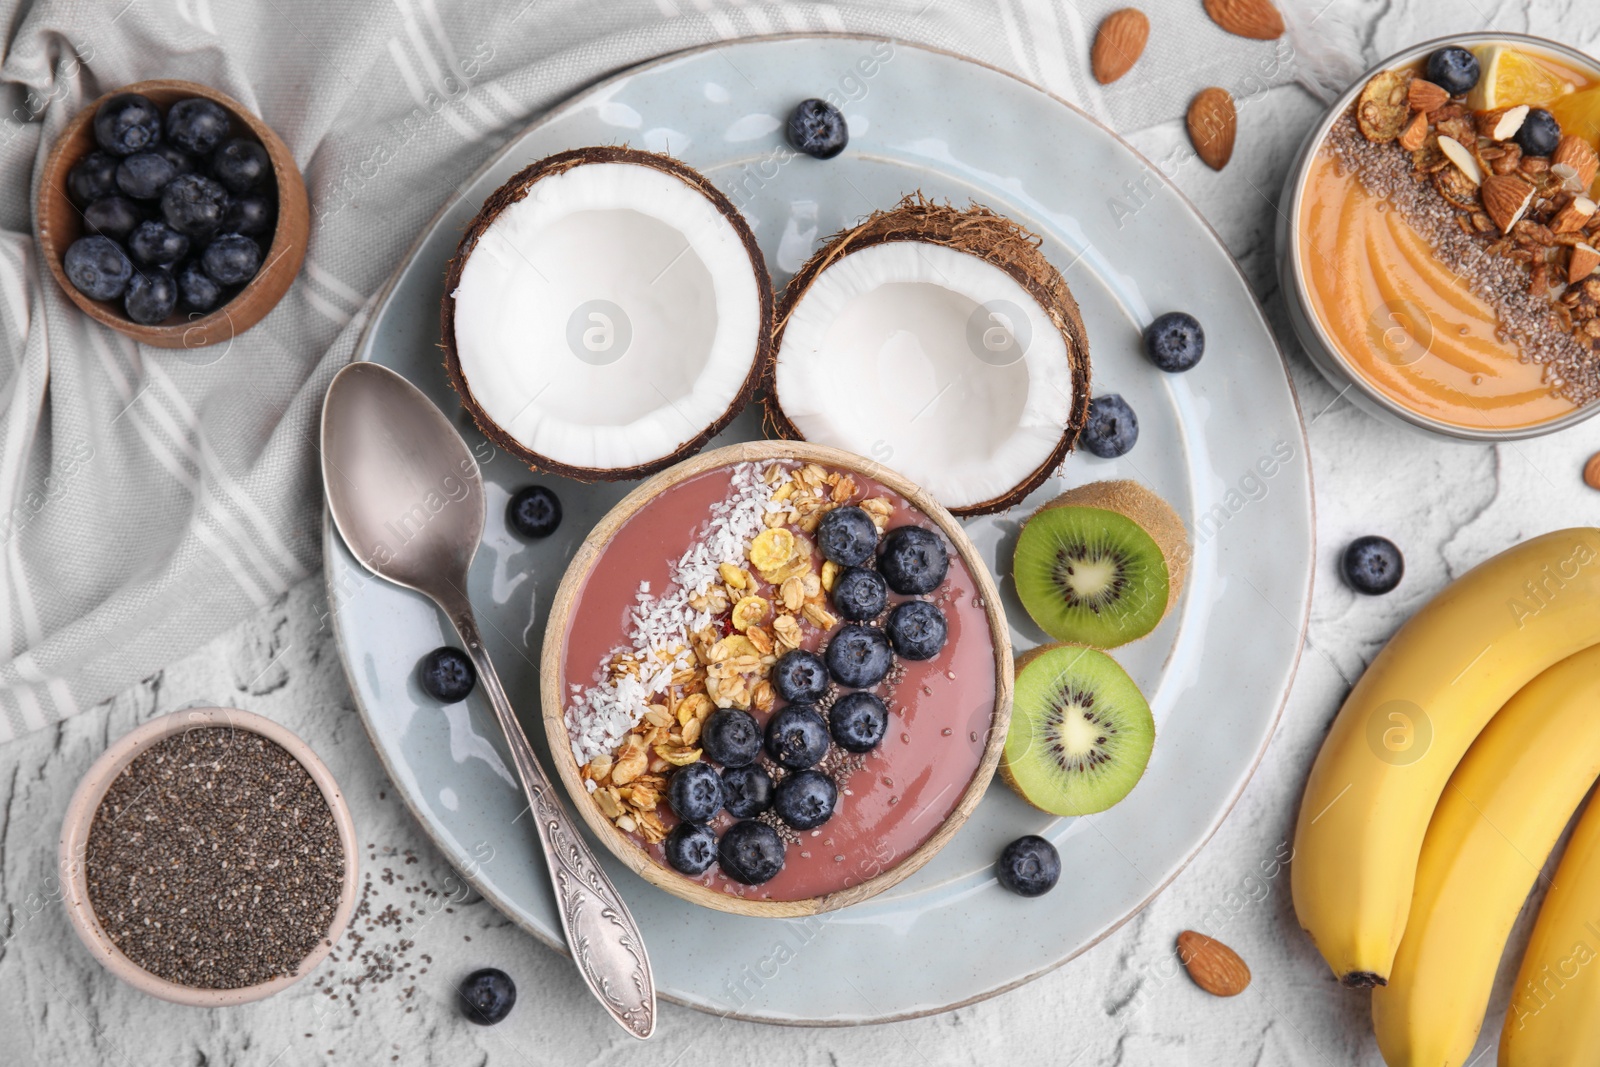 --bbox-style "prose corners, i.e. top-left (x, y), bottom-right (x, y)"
top-left (6, 5), bottom-right (1600, 1065)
